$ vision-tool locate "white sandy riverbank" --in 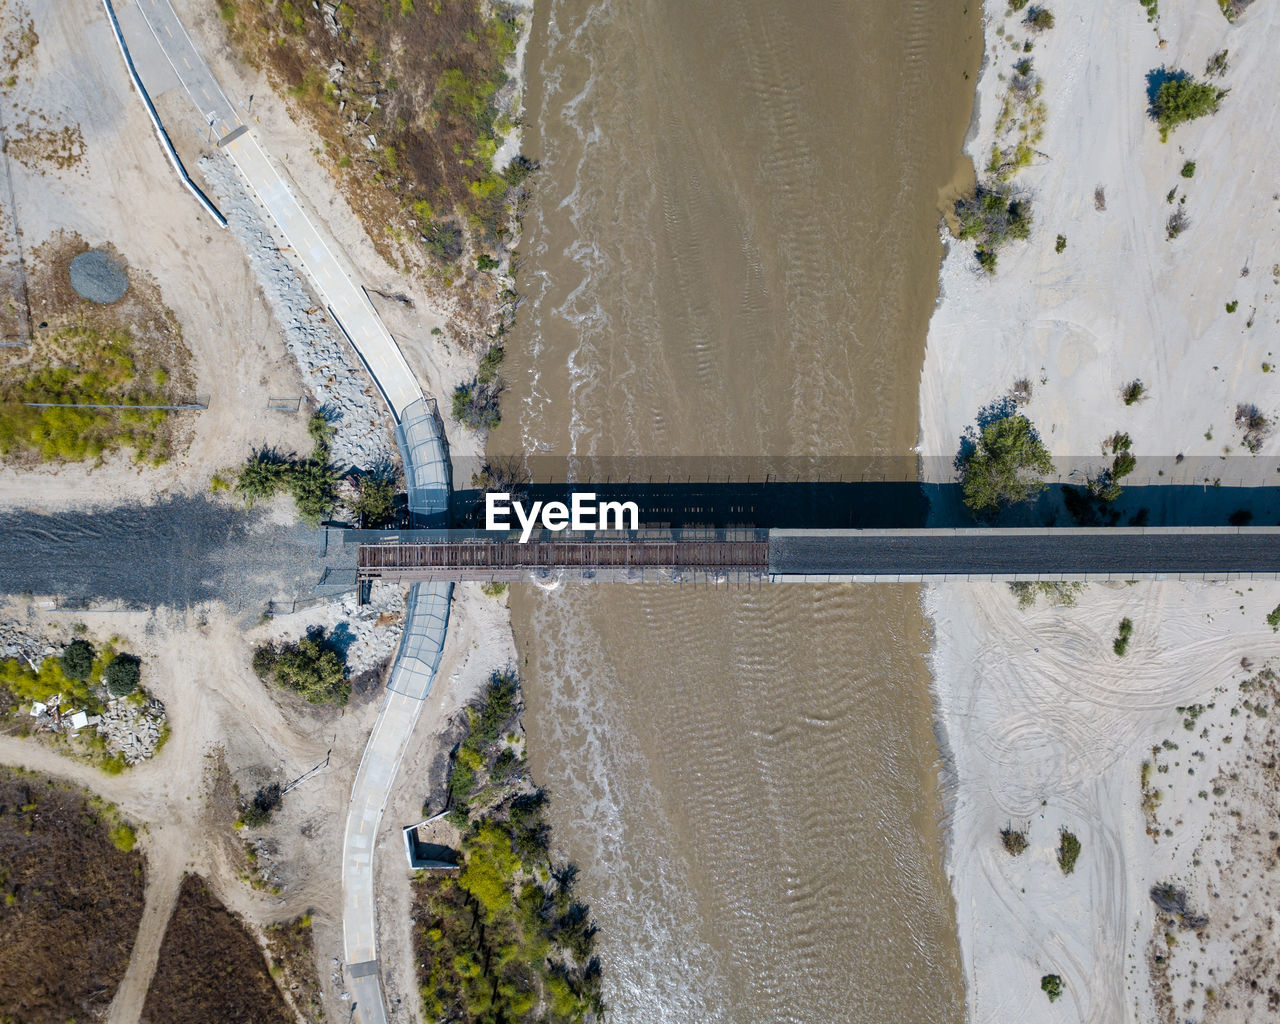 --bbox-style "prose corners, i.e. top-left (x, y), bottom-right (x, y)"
top-left (920, 0), bottom-right (1280, 1021)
